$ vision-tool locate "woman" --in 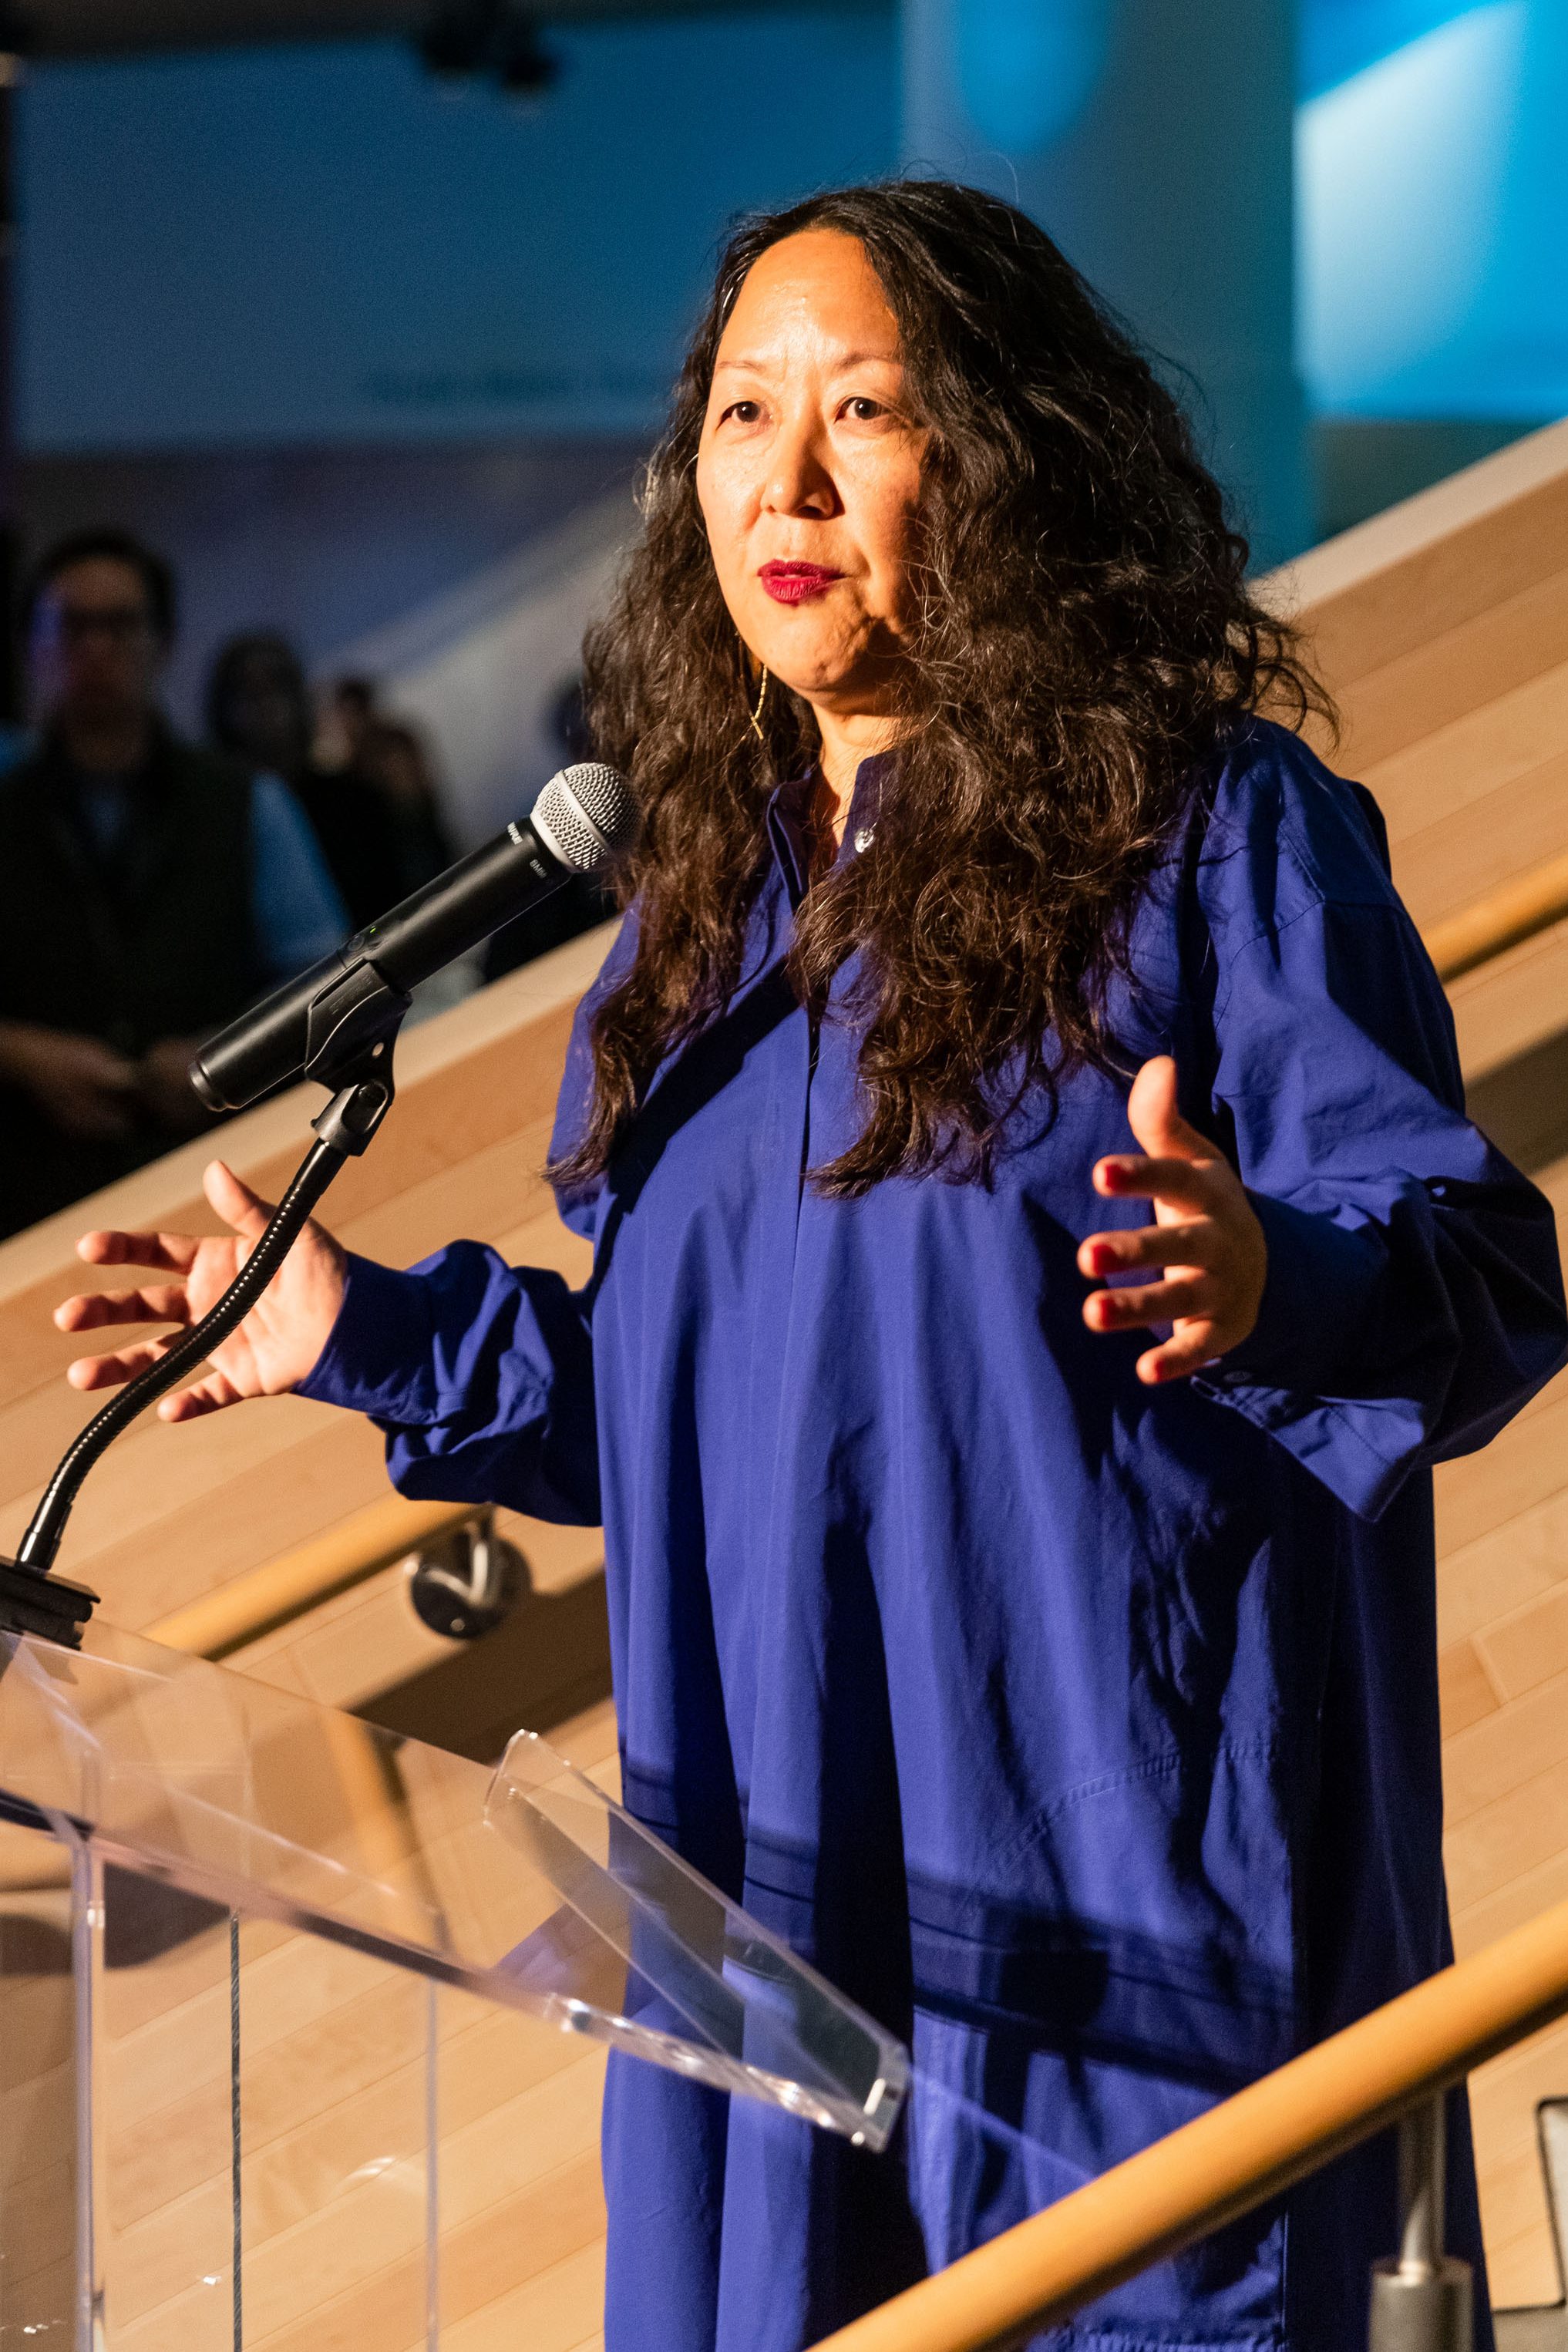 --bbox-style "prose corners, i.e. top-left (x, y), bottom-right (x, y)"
top-left (59, 184), bottom-right (1566, 2350)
